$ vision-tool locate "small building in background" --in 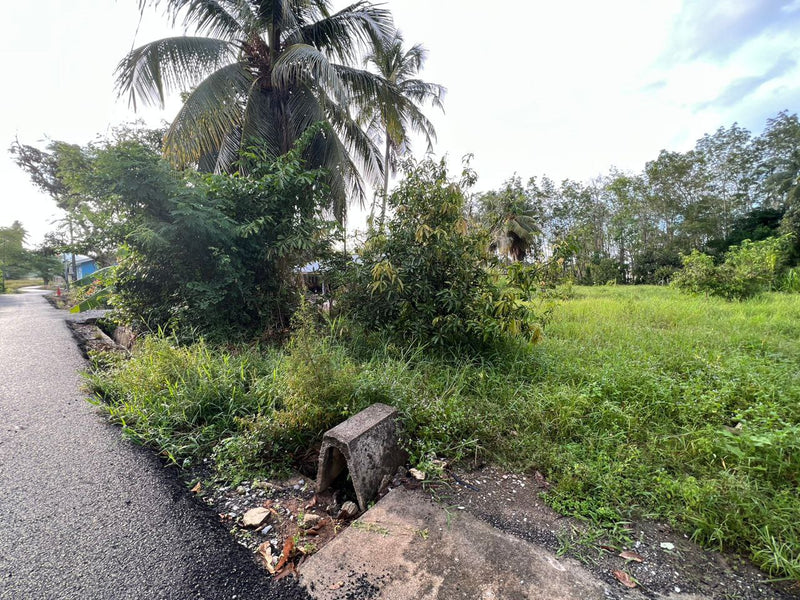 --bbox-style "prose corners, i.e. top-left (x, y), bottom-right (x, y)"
top-left (62, 254), bottom-right (97, 282)
top-left (299, 261), bottom-right (326, 294)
